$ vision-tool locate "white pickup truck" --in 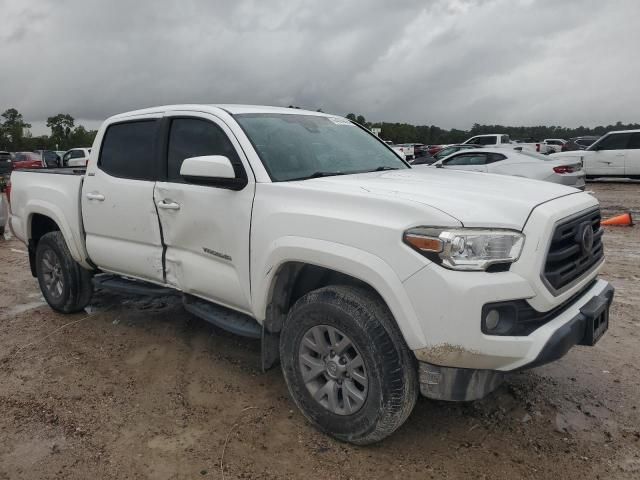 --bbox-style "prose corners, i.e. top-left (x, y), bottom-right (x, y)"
top-left (463, 134), bottom-right (555, 154)
top-left (383, 140), bottom-right (407, 160)
top-left (9, 105), bottom-right (613, 444)
top-left (552, 129), bottom-right (640, 178)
